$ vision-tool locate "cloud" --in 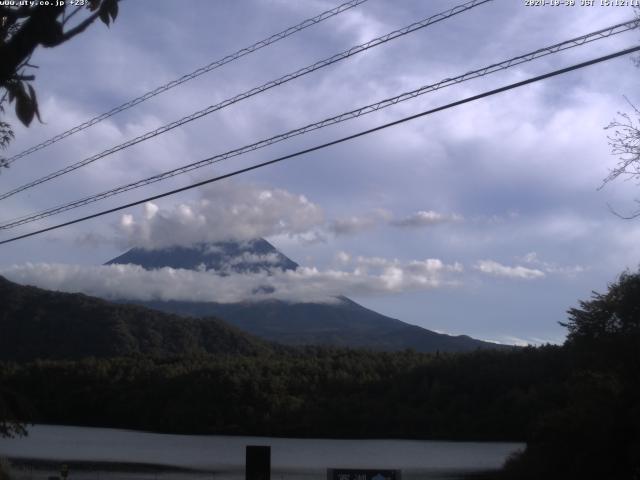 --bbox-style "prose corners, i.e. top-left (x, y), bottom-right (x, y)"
top-left (327, 209), bottom-right (391, 236)
top-left (109, 186), bottom-right (463, 248)
top-left (1, 255), bottom-right (464, 304)
top-left (328, 215), bottom-right (378, 236)
top-left (116, 182), bottom-right (325, 249)
top-left (485, 335), bottom-right (565, 347)
top-left (474, 260), bottom-right (545, 280)
top-left (517, 251), bottom-right (587, 277)
top-left (335, 251), bottom-right (351, 264)
top-left (326, 209), bottom-right (459, 236)
top-left (224, 252), bottom-right (285, 268)
top-left (390, 210), bottom-right (462, 228)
